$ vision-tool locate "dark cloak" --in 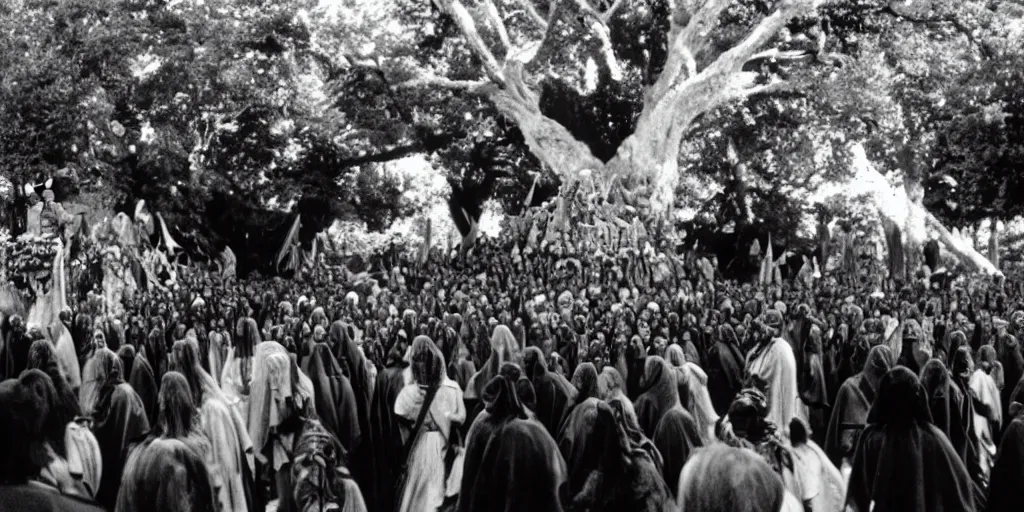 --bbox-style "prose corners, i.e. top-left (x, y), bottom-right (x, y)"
top-left (365, 352), bottom-right (408, 512)
top-left (305, 342), bottom-right (362, 452)
top-left (705, 325), bottom-right (745, 415)
top-left (652, 407), bottom-right (703, 498)
top-left (457, 419), bottom-right (568, 512)
top-left (556, 363), bottom-right (600, 436)
top-left (128, 350), bottom-right (159, 426)
top-left (93, 382), bottom-right (151, 510)
top-left (845, 367), bottom-right (975, 512)
top-left (523, 347), bottom-right (576, 437)
top-left (328, 321), bottom-right (372, 493)
top-left (920, 359), bottom-right (972, 467)
top-left (986, 407), bottom-right (1024, 512)
top-left (823, 345), bottom-right (893, 466)
top-left (633, 356), bottom-right (680, 439)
